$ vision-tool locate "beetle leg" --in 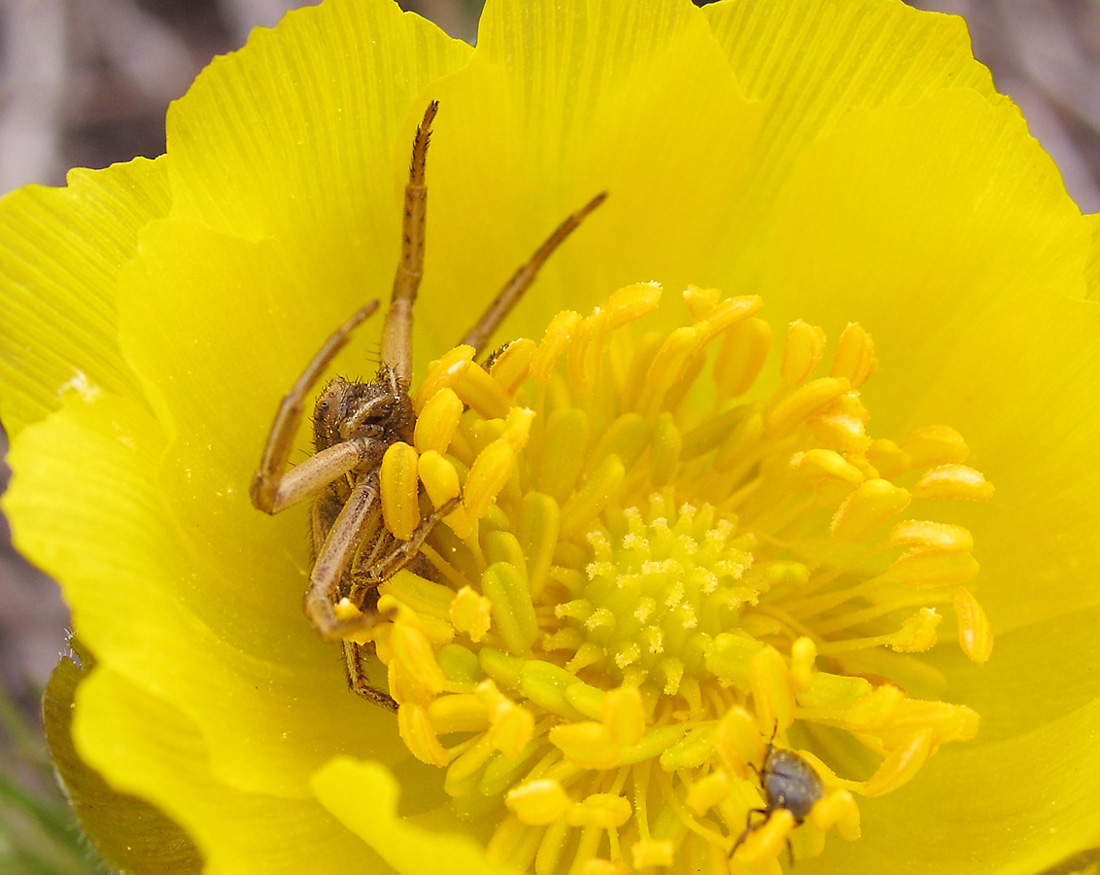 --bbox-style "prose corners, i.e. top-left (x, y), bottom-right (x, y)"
top-left (459, 191), bottom-right (607, 356)
top-left (251, 300), bottom-right (379, 512)
top-left (731, 809), bottom-right (770, 856)
top-left (304, 472), bottom-right (382, 641)
top-left (380, 100), bottom-right (438, 387)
